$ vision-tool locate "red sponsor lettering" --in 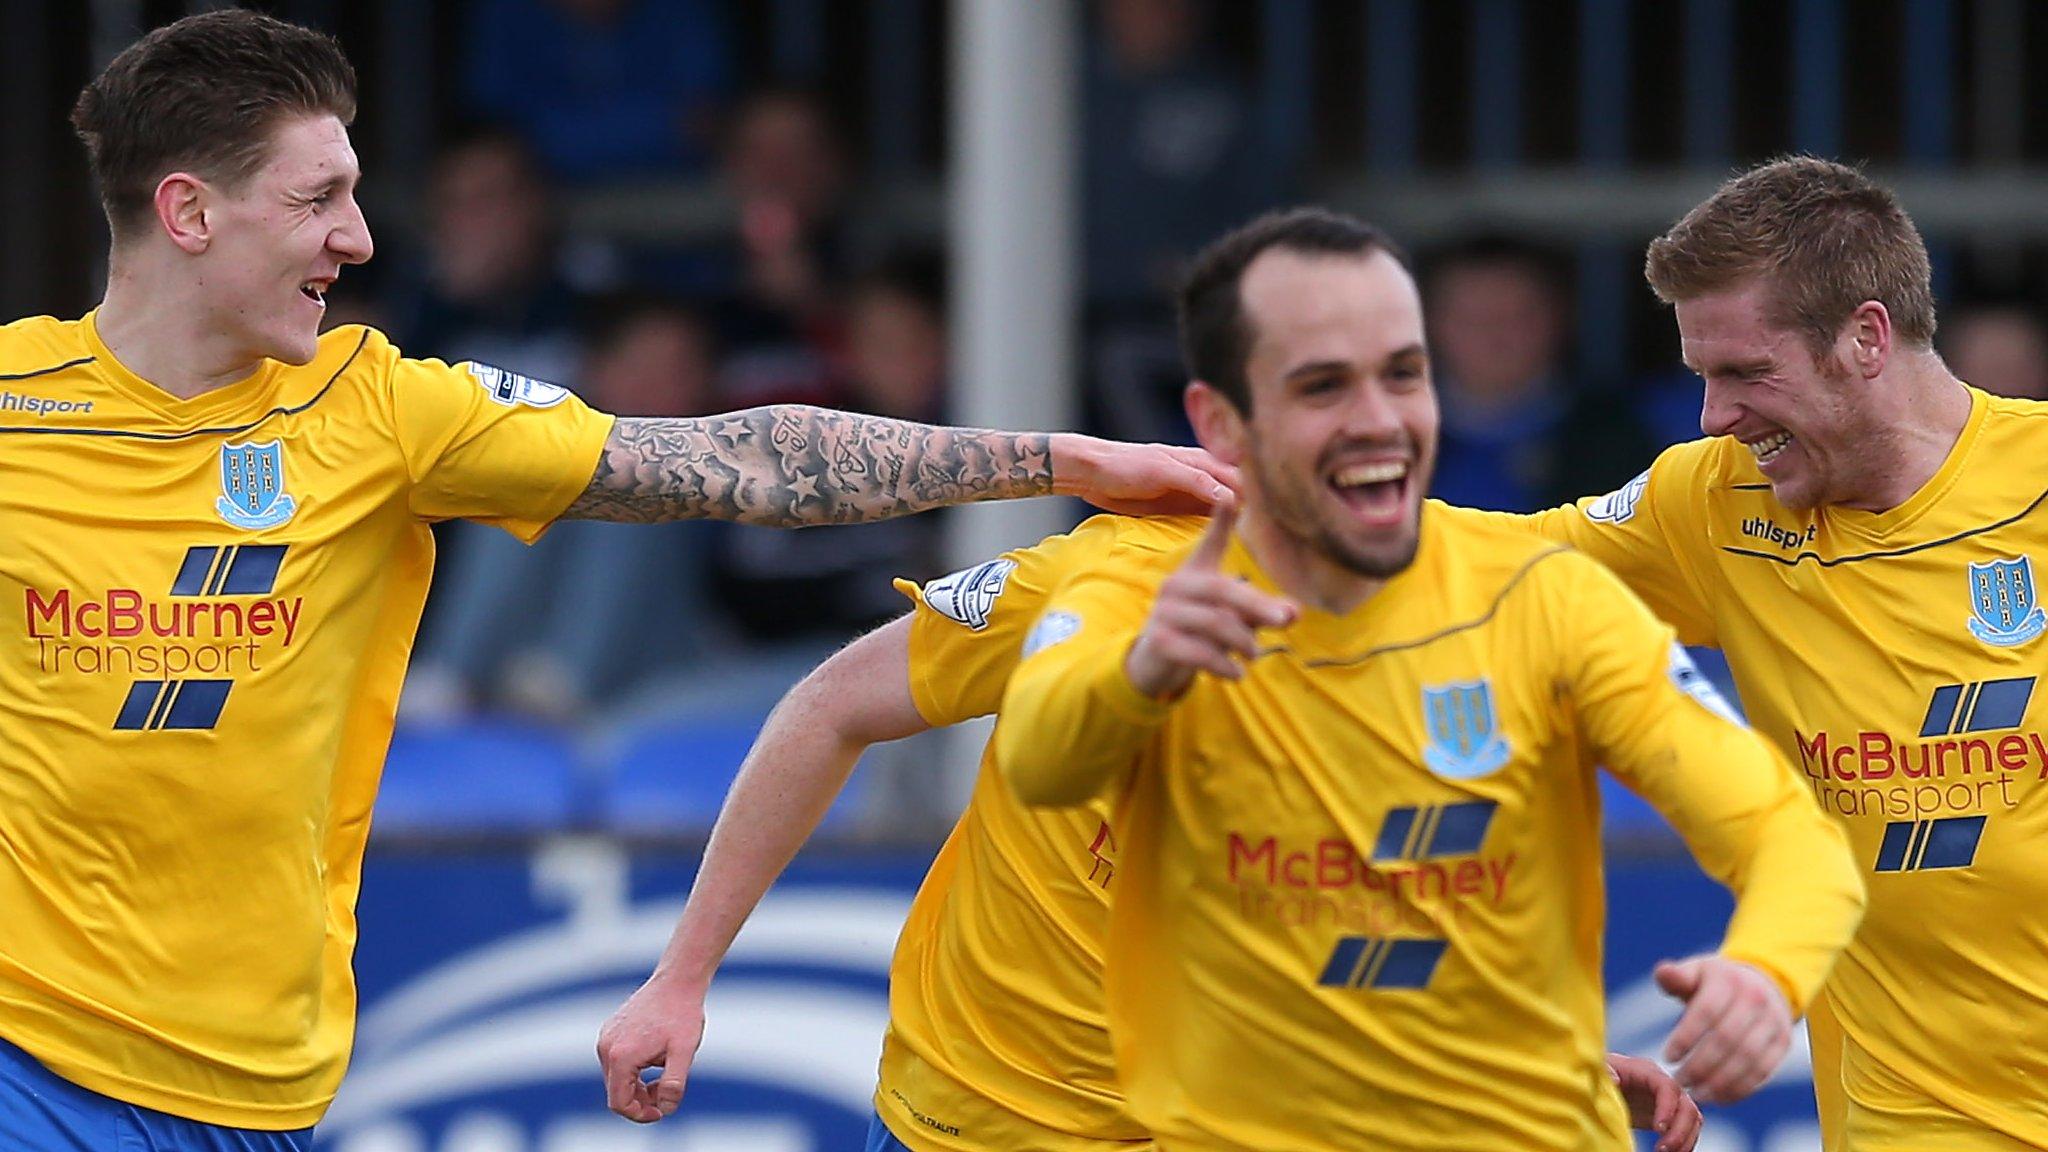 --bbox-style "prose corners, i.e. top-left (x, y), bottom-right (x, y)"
top-left (1228, 834), bottom-right (1275, 885)
top-left (1999, 735), bottom-right (2031, 772)
top-left (1316, 840), bottom-right (1355, 888)
top-left (107, 589), bottom-right (142, 638)
top-left (1453, 859), bottom-right (1485, 896)
top-left (25, 588), bottom-right (67, 637)
top-left (1795, 730), bottom-right (1828, 778)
